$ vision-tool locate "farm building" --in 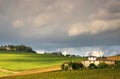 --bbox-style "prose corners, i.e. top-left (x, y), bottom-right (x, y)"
top-left (82, 56), bottom-right (115, 67)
